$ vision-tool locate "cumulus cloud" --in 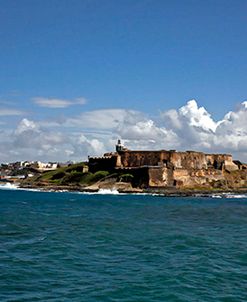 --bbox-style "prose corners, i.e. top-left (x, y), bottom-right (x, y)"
top-left (33, 97), bottom-right (87, 108)
top-left (0, 117), bottom-right (111, 162)
top-left (1, 99), bottom-right (247, 163)
top-left (15, 118), bottom-right (37, 134)
top-left (11, 118), bottom-right (67, 159)
top-left (179, 100), bottom-right (218, 132)
top-left (160, 100), bottom-right (247, 159)
top-left (212, 102), bottom-right (247, 153)
top-left (115, 118), bottom-right (179, 150)
top-left (113, 100), bottom-right (247, 160)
